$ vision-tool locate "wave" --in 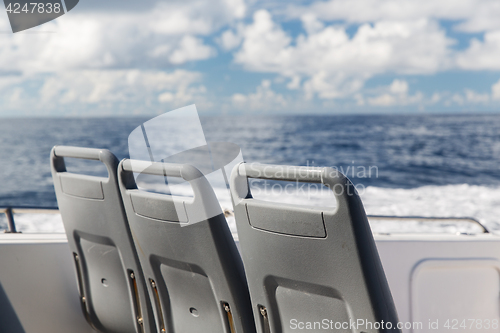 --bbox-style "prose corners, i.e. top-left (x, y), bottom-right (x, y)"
top-left (361, 184), bottom-right (500, 231)
top-left (231, 183), bottom-right (500, 234)
top-left (3, 184), bottom-right (499, 235)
